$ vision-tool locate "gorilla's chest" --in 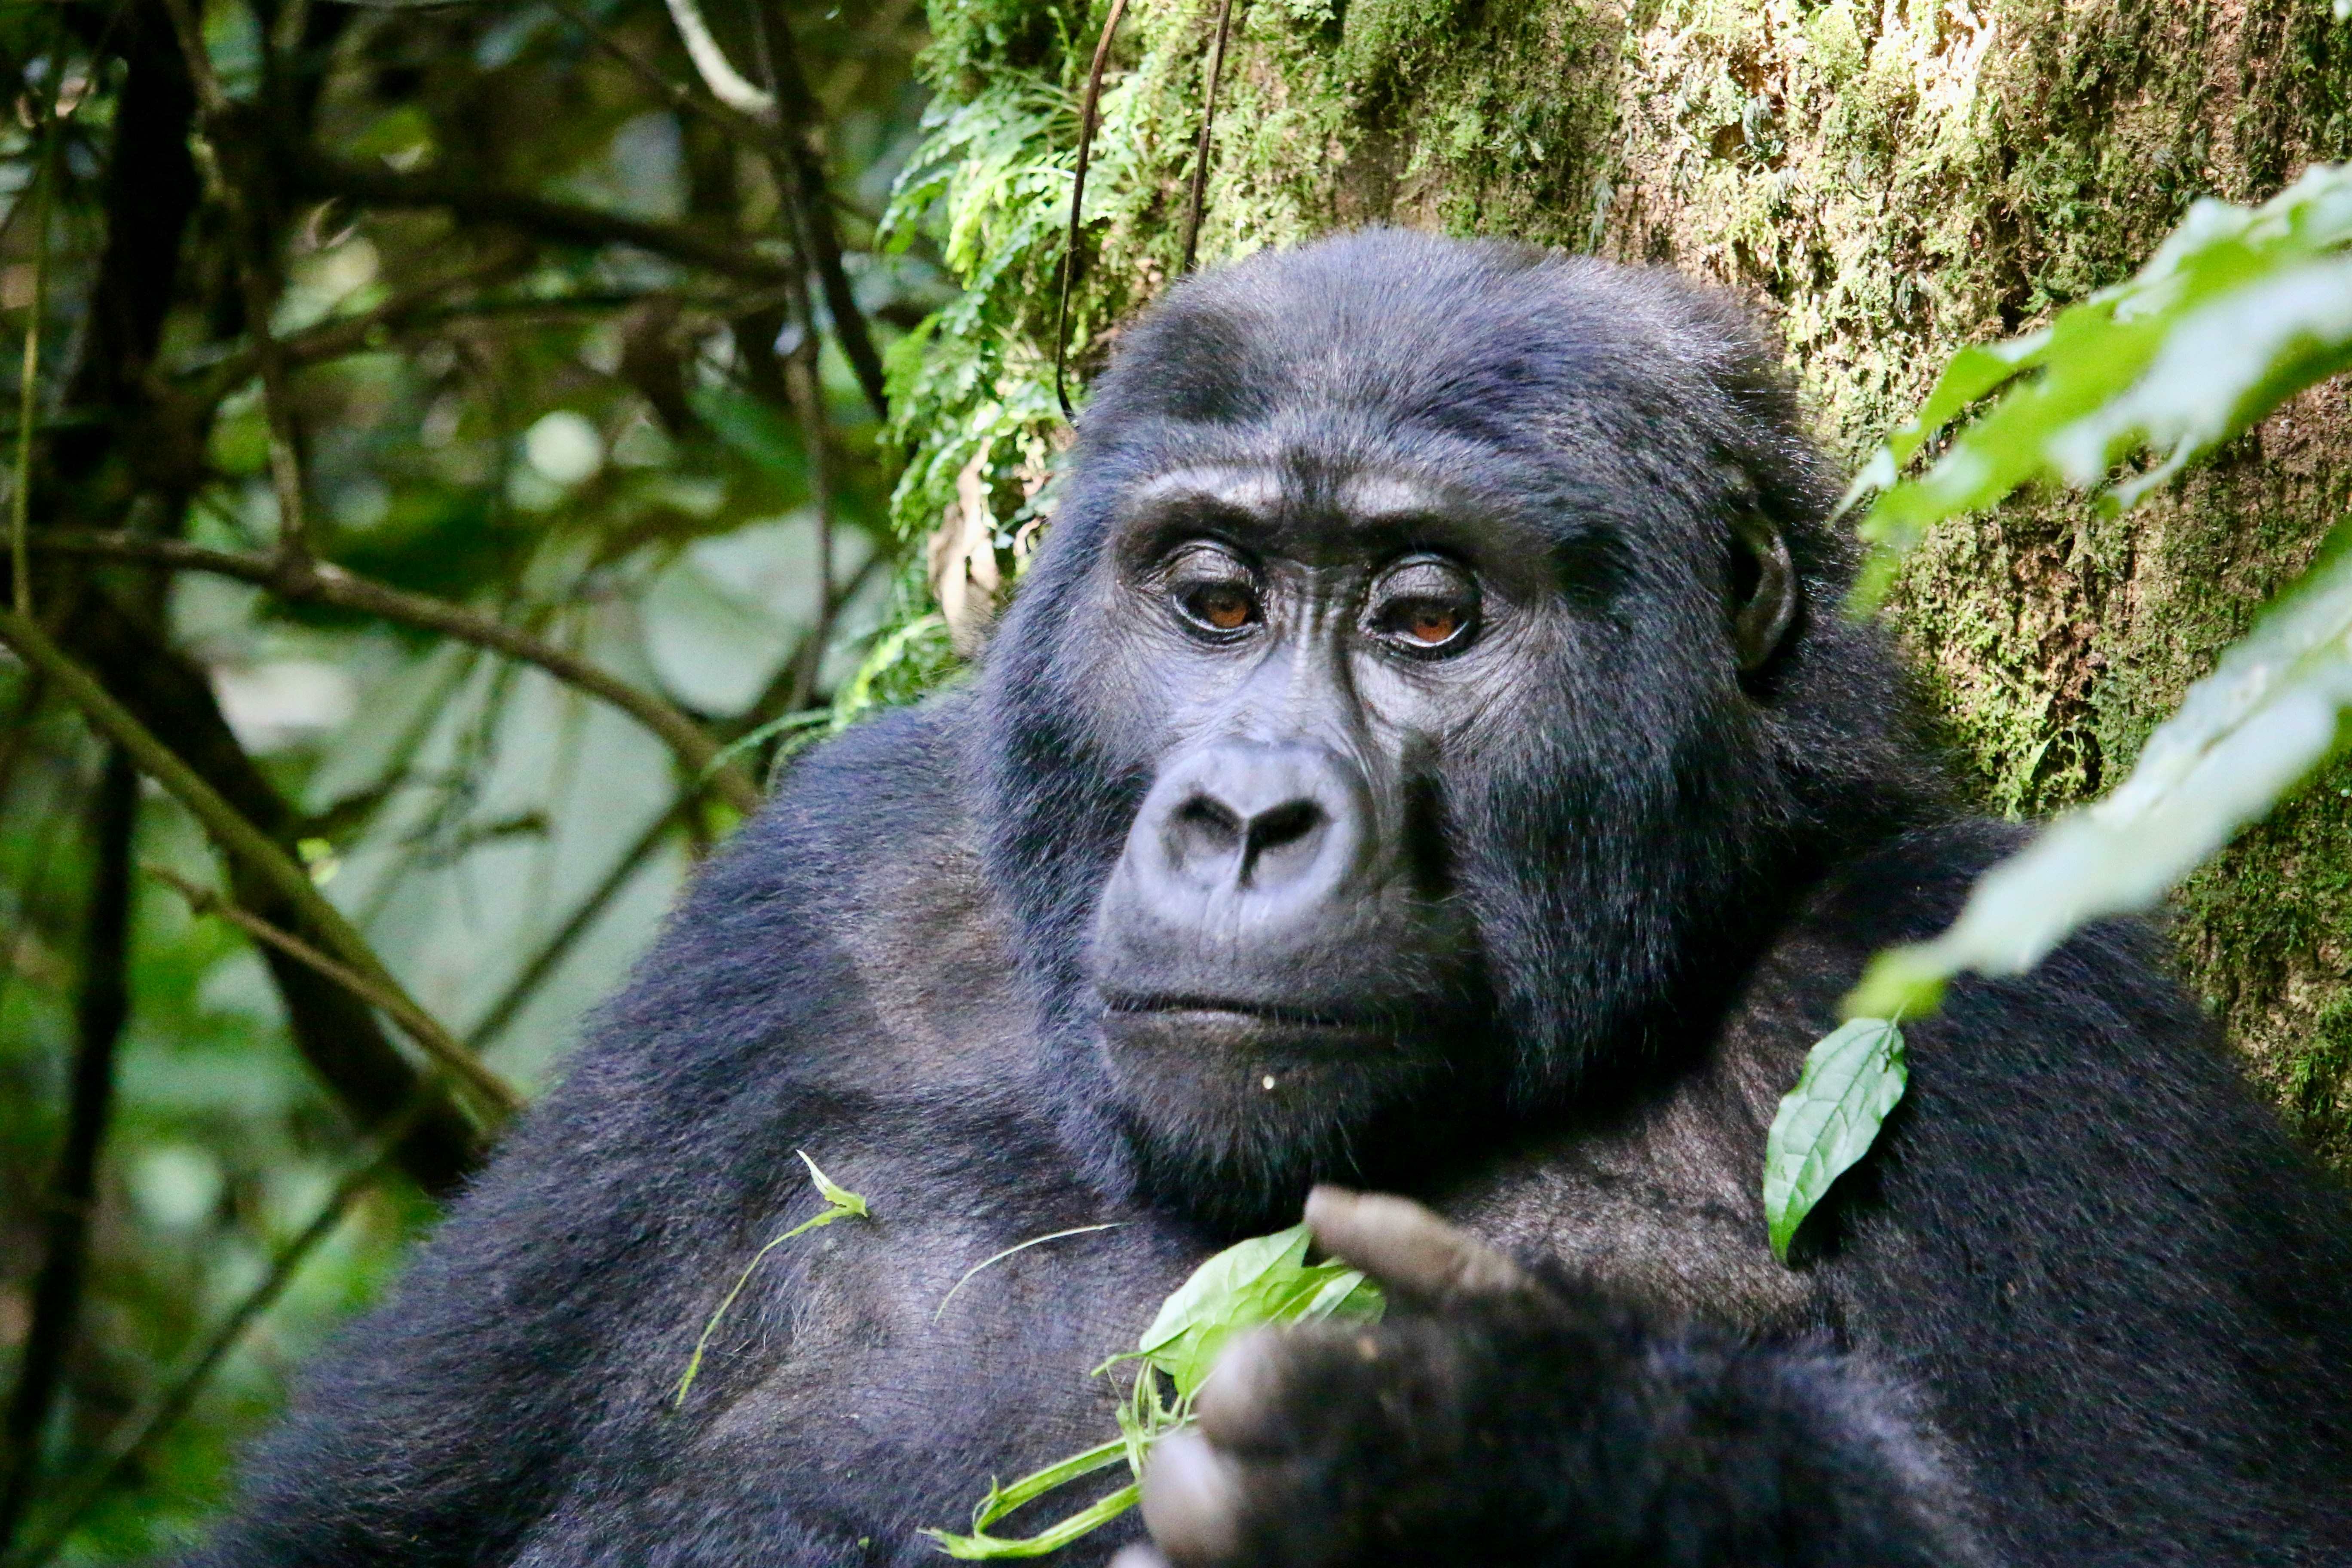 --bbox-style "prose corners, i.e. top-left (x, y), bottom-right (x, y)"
top-left (715, 1058), bottom-right (1811, 1544)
